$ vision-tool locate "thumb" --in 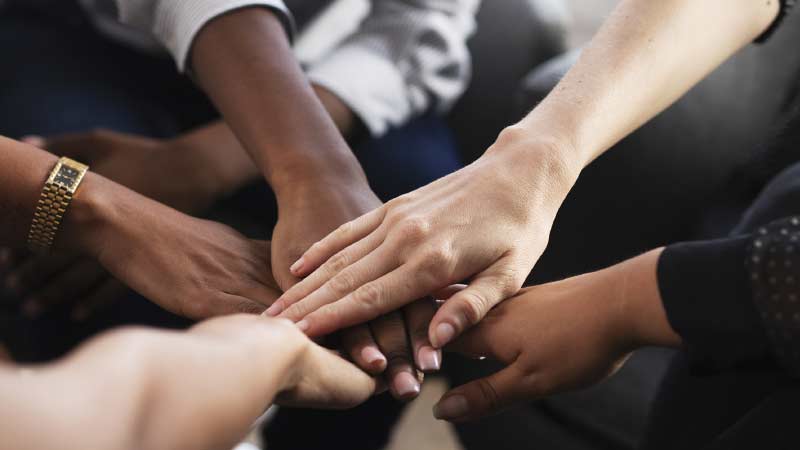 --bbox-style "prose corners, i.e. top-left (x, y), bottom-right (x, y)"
top-left (433, 364), bottom-right (529, 422)
top-left (429, 259), bottom-right (523, 348)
